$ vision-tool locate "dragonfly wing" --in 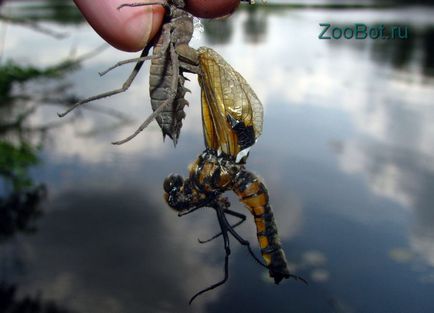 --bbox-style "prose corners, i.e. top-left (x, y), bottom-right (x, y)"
top-left (198, 47), bottom-right (263, 158)
top-left (233, 71), bottom-right (263, 138)
top-left (200, 88), bottom-right (219, 151)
